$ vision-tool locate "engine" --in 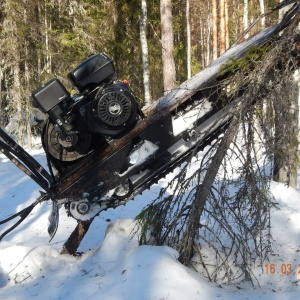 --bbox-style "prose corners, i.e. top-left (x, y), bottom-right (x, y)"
top-left (32, 53), bottom-right (142, 162)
